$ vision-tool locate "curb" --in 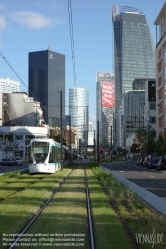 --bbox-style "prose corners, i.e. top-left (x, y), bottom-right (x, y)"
top-left (100, 165), bottom-right (166, 216)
